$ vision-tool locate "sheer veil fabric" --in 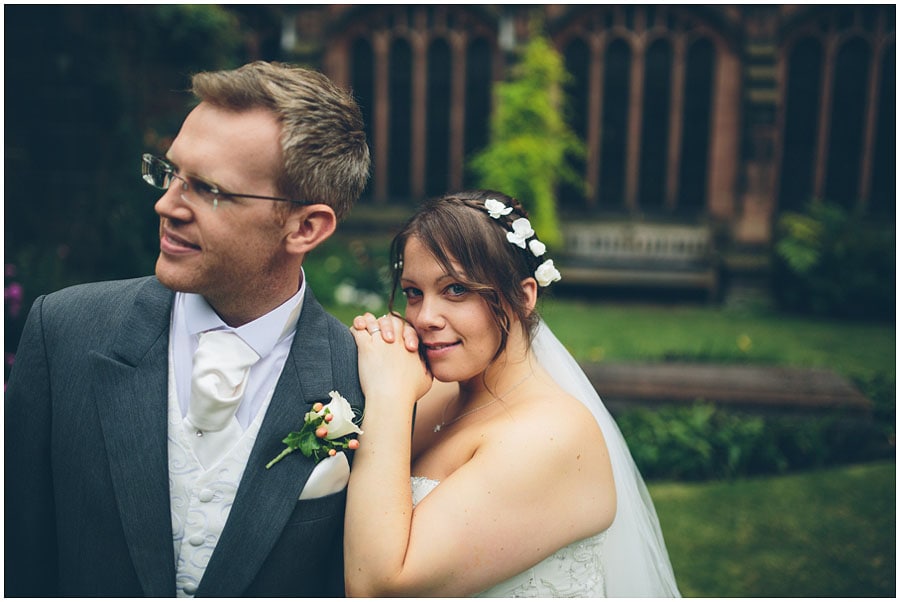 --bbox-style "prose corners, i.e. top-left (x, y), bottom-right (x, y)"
top-left (532, 320), bottom-right (681, 597)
